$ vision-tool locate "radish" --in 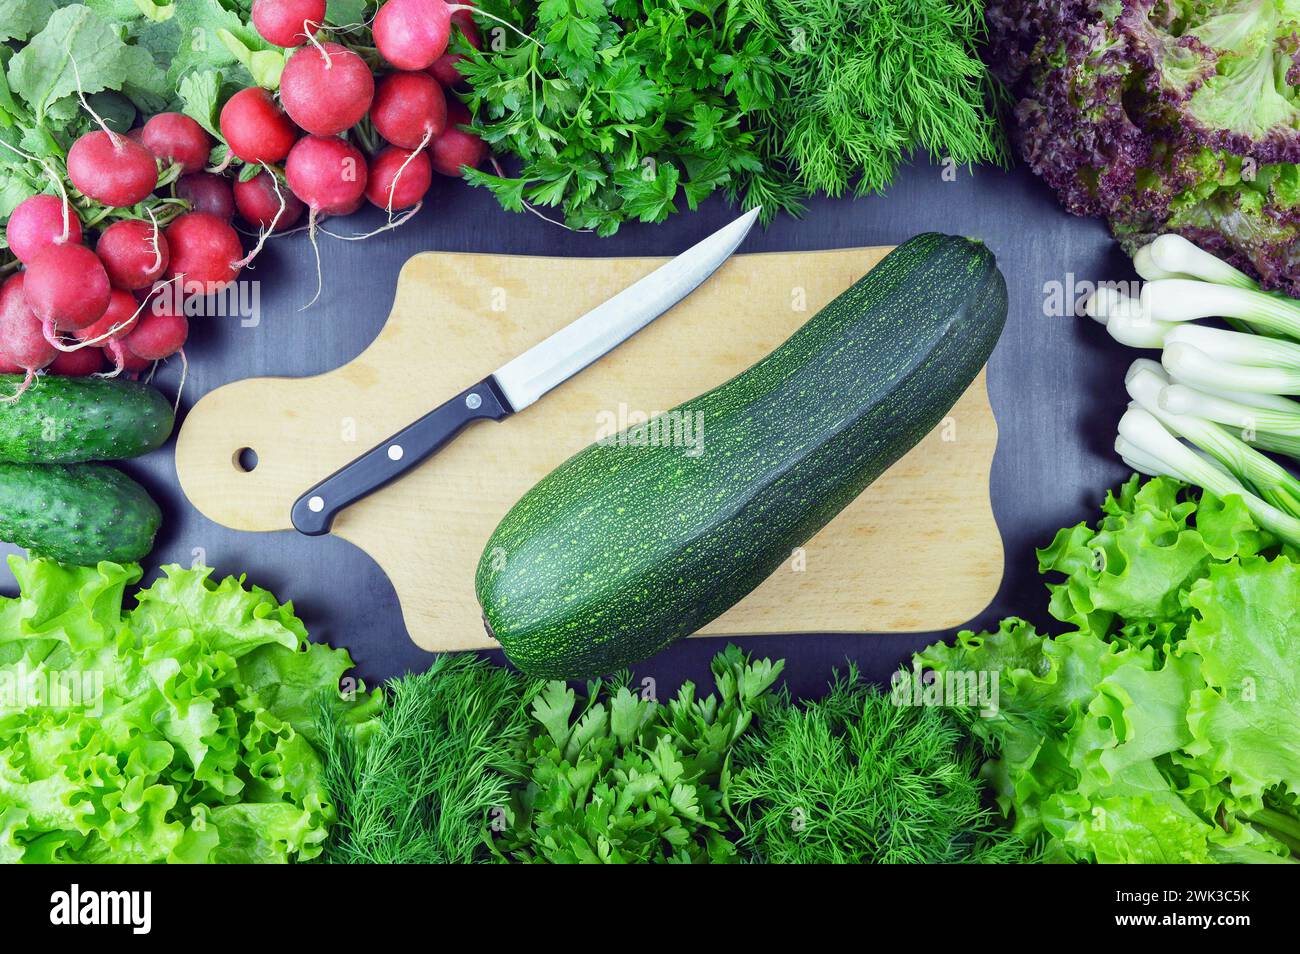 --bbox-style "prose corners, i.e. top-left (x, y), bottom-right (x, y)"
top-left (374, 0), bottom-right (452, 70)
top-left (165, 212), bottom-right (245, 293)
top-left (279, 43), bottom-right (374, 136)
top-left (365, 147), bottom-right (432, 210)
top-left (234, 171), bottom-right (305, 231)
top-left (286, 135), bottom-right (369, 215)
top-left (123, 304), bottom-right (188, 361)
top-left (428, 100), bottom-right (486, 177)
top-left (177, 172), bottom-right (236, 220)
top-left (429, 4), bottom-right (481, 87)
top-left (71, 288), bottom-right (141, 375)
top-left (6, 195), bottom-right (83, 265)
top-left (66, 131), bottom-right (159, 208)
top-left (25, 244), bottom-right (111, 335)
top-left (140, 113), bottom-right (213, 173)
top-left (220, 87), bottom-right (299, 164)
top-left (252, 0), bottom-right (327, 47)
top-left (0, 274), bottom-right (57, 397)
top-left (0, 348), bottom-right (22, 374)
top-left (371, 71), bottom-right (446, 149)
top-left (96, 219), bottom-right (170, 290)
top-left (49, 346), bottom-right (105, 376)
top-left (120, 349), bottom-right (151, 373)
